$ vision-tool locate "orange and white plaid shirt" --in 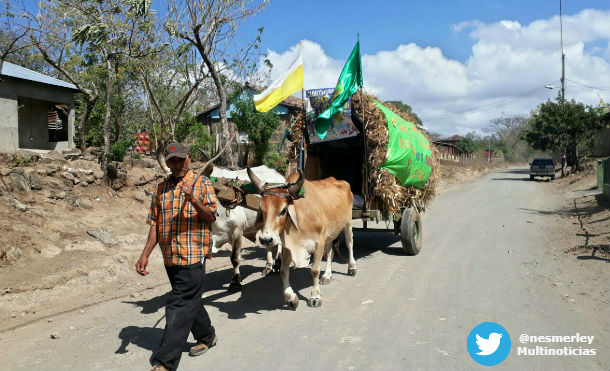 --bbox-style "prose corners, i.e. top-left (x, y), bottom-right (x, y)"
top-left (147, 169), bottom-right (217, 266)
